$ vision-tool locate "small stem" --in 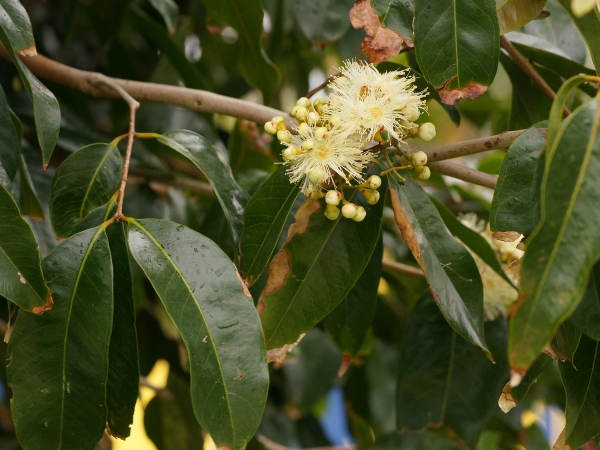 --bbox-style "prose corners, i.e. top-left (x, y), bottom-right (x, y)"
top-left (500, 36), bottom-right (571, 116)
top-left (305, 73), bottom-right (340, 99)
top-left (114, 105), bottom-right (138, 221)
top-left (382, 147), bottom-right (406, 182)
top-left (380, 165), bottom-right (411, 176)
top-left (382, 259), bottom-right (425, 279)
